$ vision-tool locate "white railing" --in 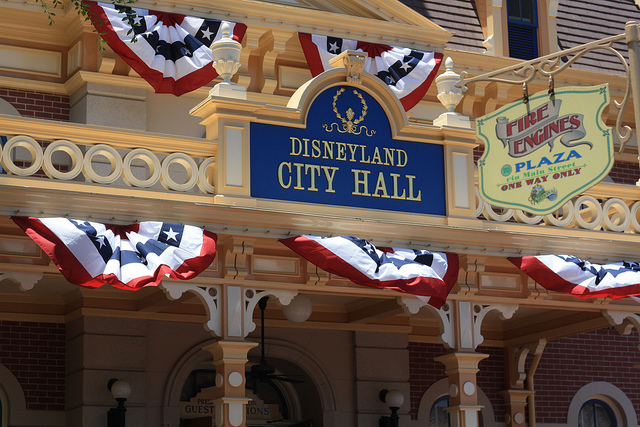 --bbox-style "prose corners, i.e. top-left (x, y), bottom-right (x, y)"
top-left (476, 188), bottom-right (640, 233)
top-left (0, 134), bottom-right (215, 194)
